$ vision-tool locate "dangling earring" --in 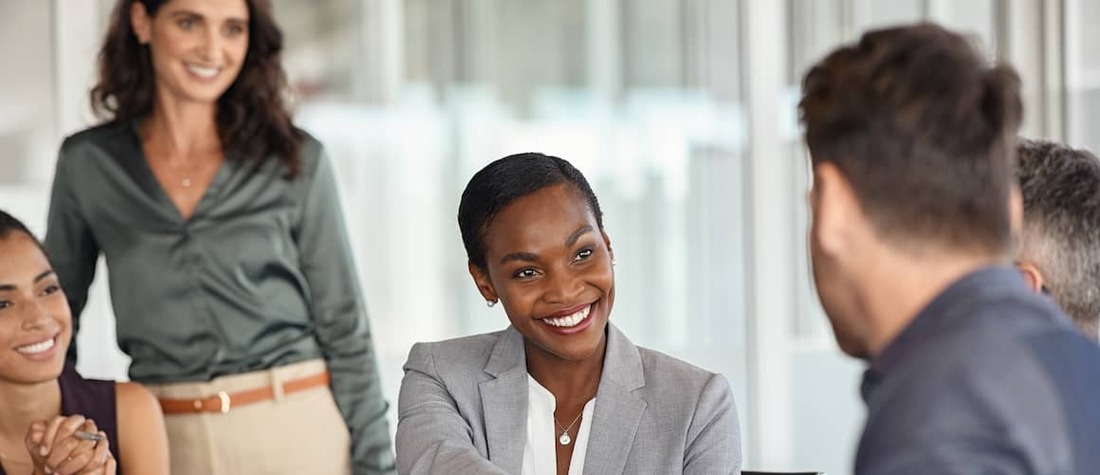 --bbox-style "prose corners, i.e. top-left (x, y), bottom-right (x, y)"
top-left (486, 300), bottom-right (497, 308)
